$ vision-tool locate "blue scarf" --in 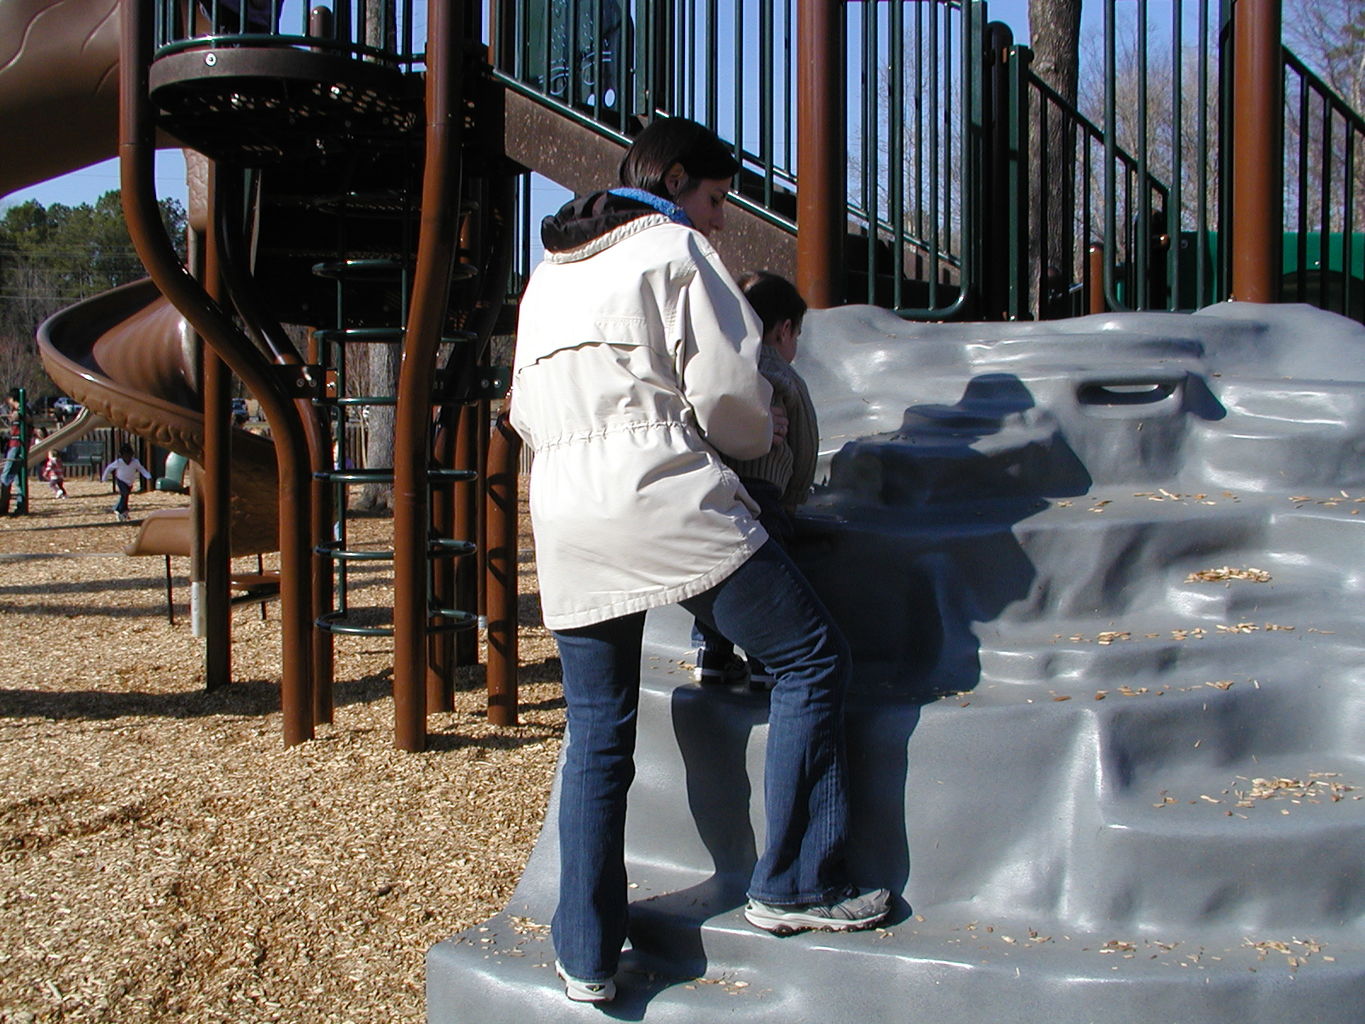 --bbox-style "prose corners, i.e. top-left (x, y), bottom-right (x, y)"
top-left (608, 187), bottom-right (694, 228)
